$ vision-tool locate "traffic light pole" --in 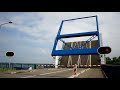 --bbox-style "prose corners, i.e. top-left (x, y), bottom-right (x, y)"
top-left (9, 57), bottom-right (11, 69)
top-left (6, 52), bottom-right (14, 69)
top-left (99, 33), bottom-right (106, 64)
